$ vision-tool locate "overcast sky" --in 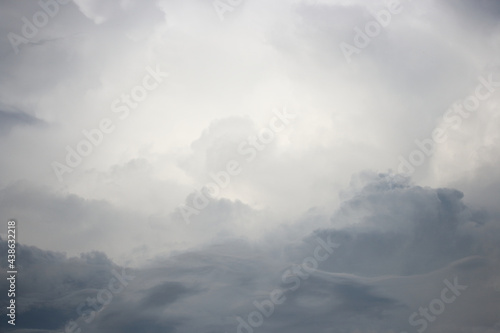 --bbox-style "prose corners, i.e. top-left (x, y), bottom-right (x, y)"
top-left (1, 0), bottom-right (500, 332)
